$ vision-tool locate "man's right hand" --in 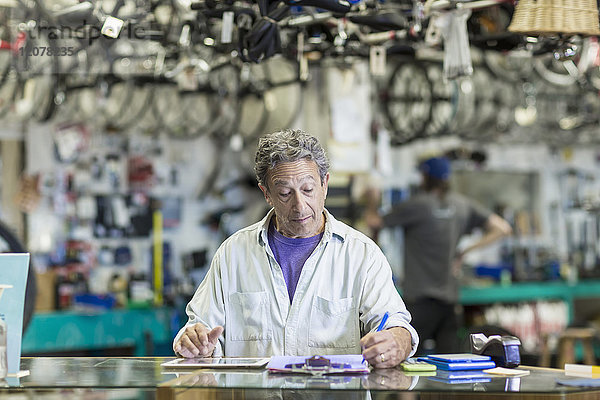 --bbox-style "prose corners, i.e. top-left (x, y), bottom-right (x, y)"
top-left (174, 324), bottom-right (224, 358)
